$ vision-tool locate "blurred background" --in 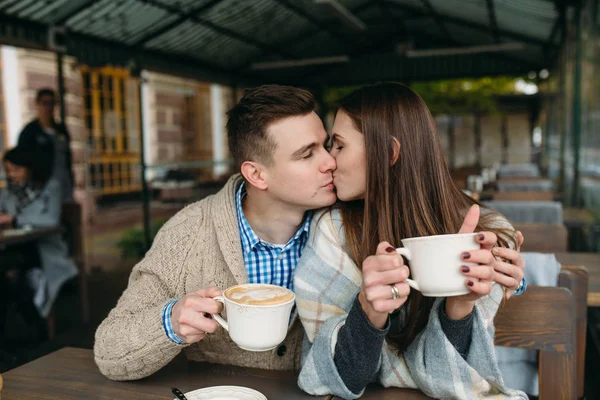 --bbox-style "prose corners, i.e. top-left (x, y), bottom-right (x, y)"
top-left (0, 0), bottom-right (599, 398)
